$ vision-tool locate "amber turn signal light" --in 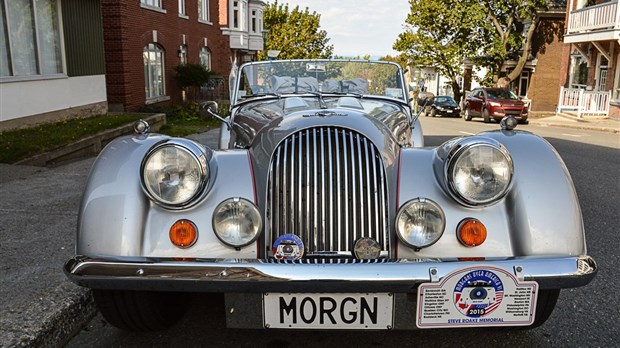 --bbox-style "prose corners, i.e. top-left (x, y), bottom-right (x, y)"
top-left (169, 219), bottom-right (198, 248)
top-left (457, 218), bottom-right (487, 247)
